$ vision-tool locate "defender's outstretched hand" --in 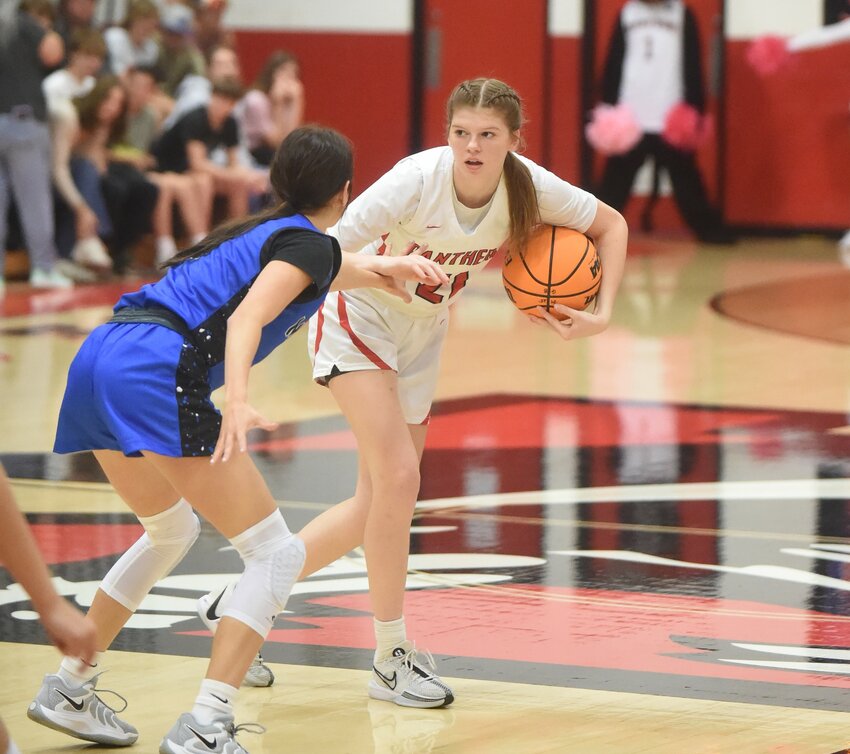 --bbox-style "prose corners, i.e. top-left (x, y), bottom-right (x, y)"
top-left (211, 400), bottom-right (279, 464)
